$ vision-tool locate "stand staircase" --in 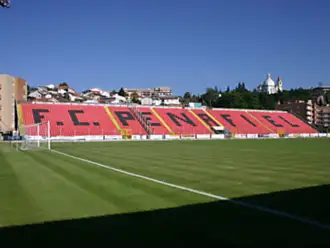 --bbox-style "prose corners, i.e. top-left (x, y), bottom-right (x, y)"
top-left (129, 105), bottom-right (152, 135)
